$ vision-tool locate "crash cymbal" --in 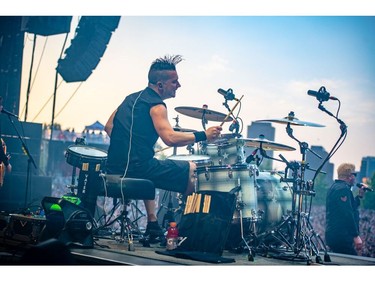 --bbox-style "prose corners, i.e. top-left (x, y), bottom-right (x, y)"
top-left (173, 126), bottom-right (197, 133)
top-left (242, 137), bottom-right (296, 151)
top-left (255, 117), bottom-right (325, 127)
top-left (175, 106), bottom-right (233, 122)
